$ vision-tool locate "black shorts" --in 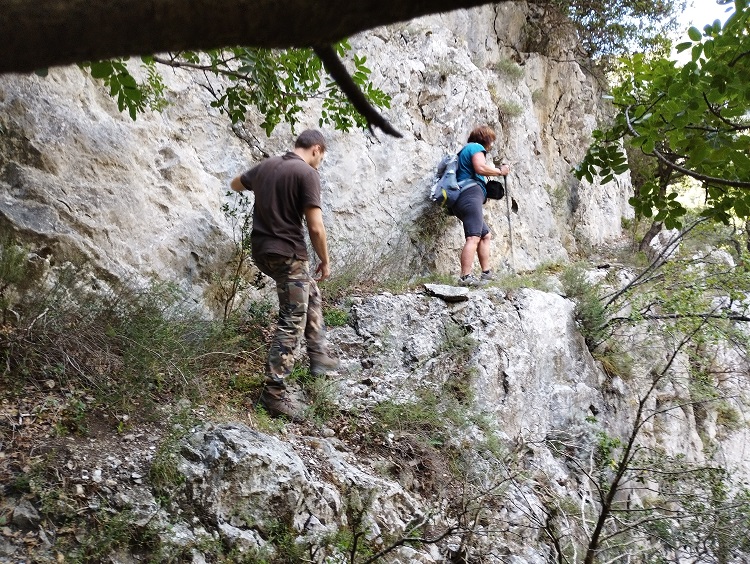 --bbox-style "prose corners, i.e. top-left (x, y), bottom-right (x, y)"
top-left (452, 184), bottom-right (490, 238)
